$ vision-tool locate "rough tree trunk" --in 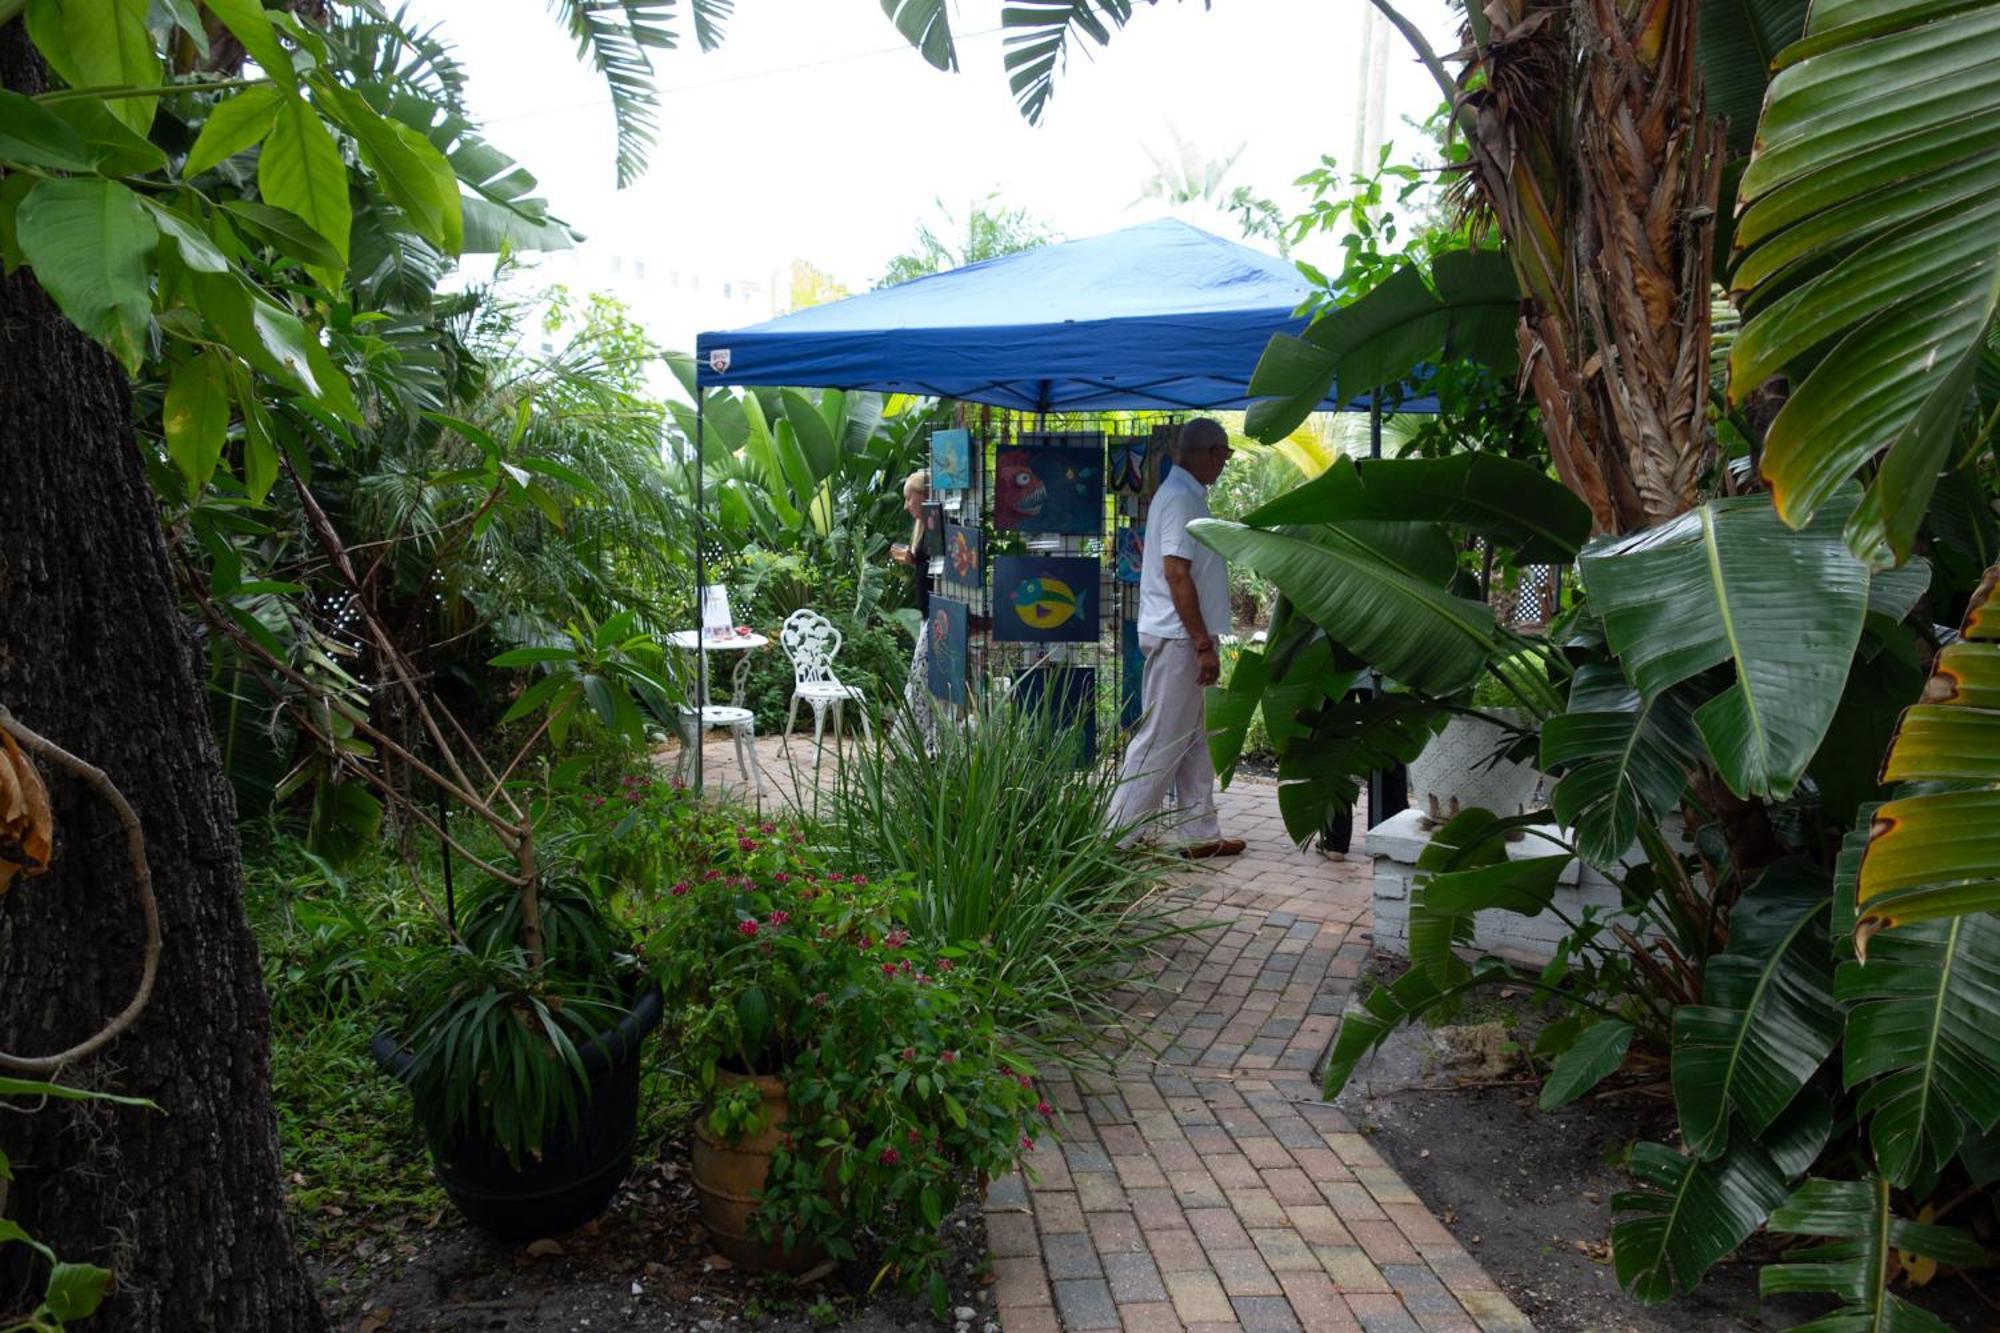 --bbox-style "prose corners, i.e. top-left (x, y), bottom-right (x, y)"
top-left (0, 27), bottom-right (327, 1333)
